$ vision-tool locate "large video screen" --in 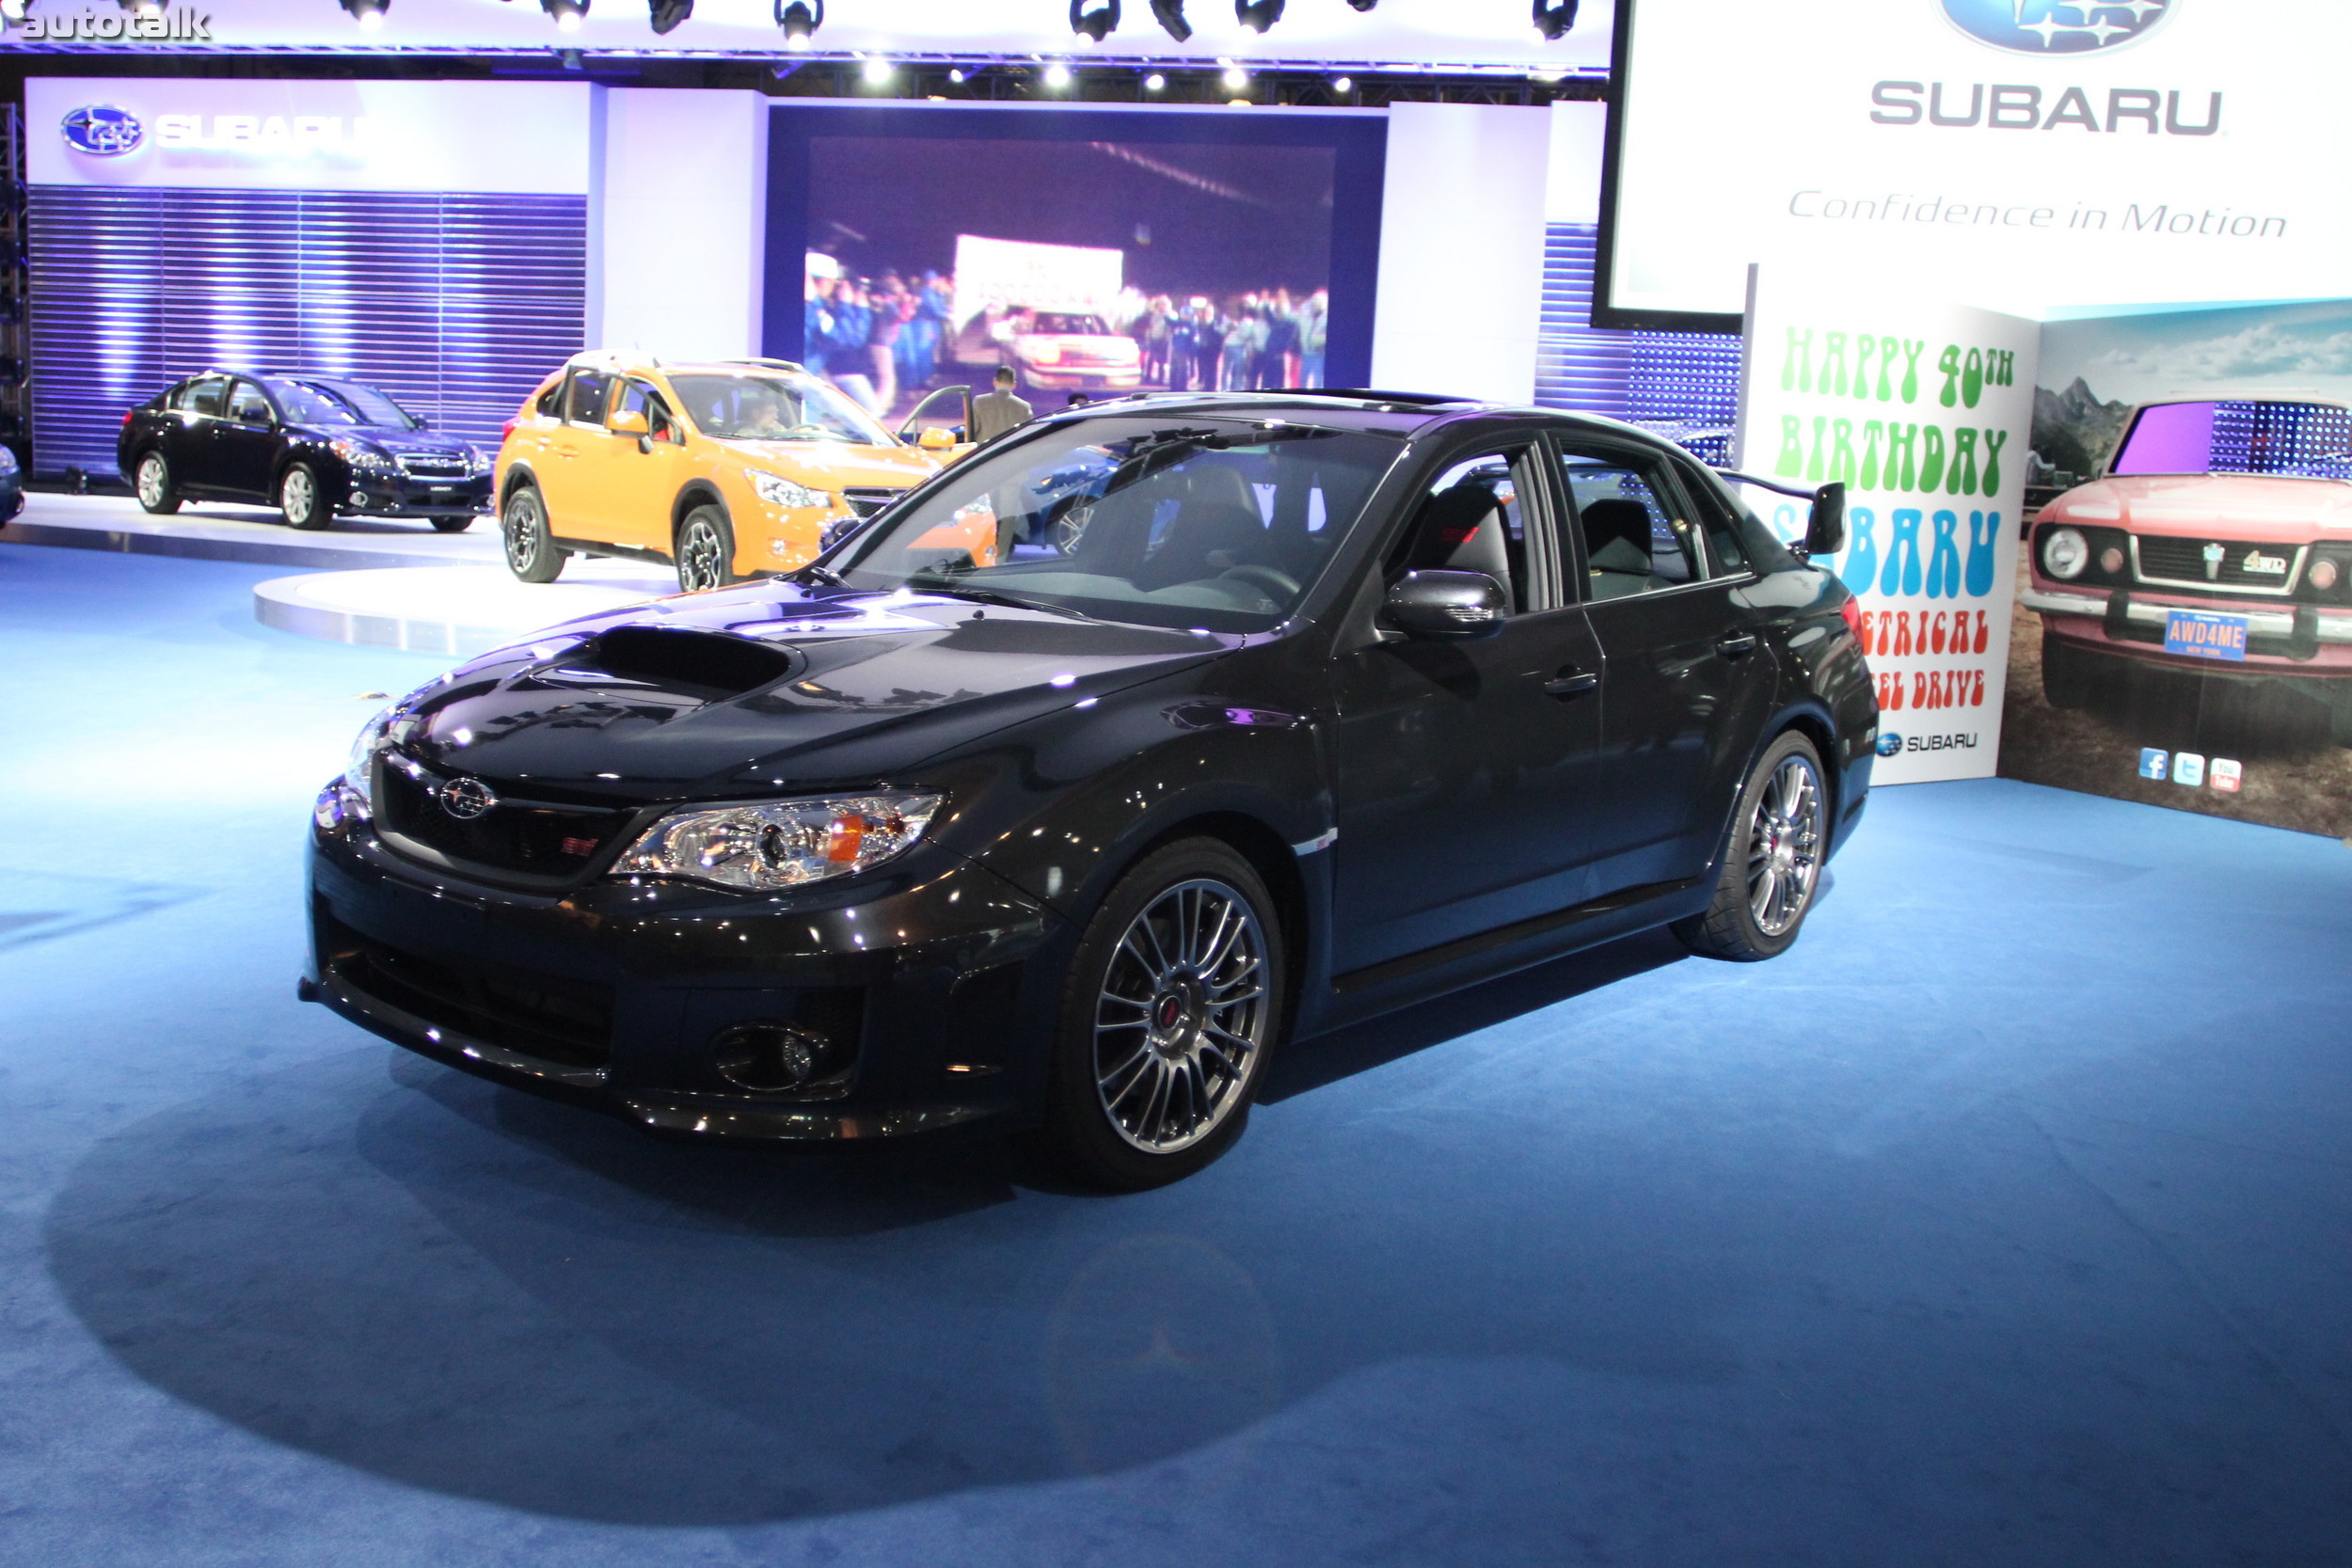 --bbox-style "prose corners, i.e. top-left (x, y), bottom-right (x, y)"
top-left (766, 106), bottom-right (1385, 424)
top-left (1598, 0), bottom-right (2352, 329)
